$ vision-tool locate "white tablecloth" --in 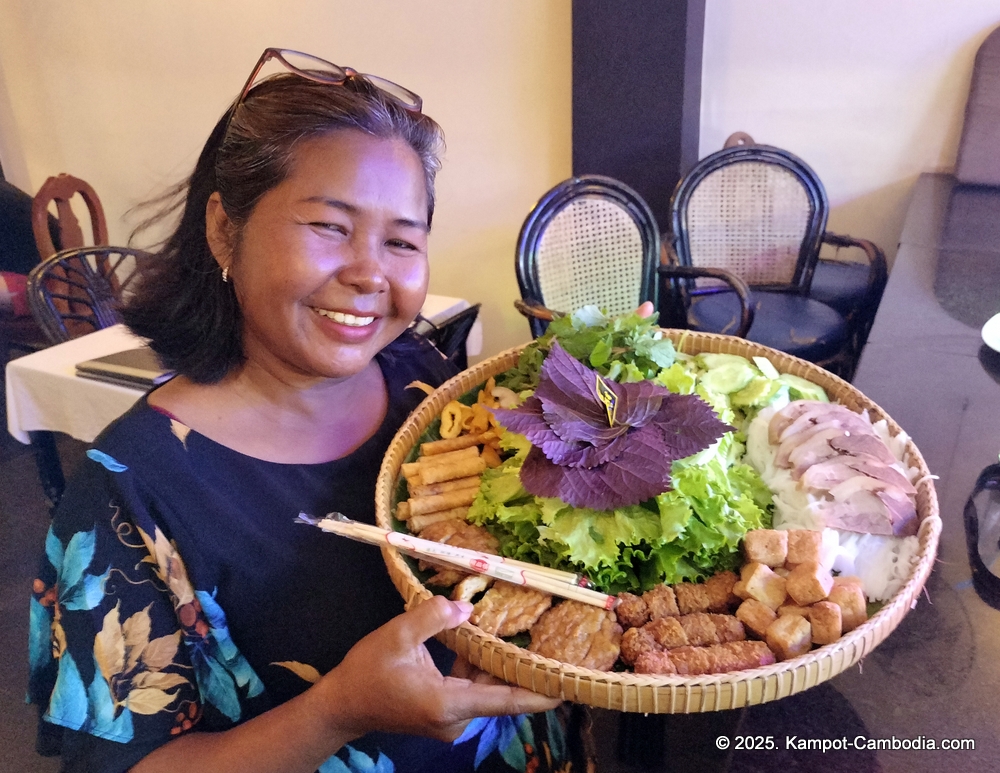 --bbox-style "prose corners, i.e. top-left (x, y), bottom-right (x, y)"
top-left (5, 294), bottom-right (481, 444)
